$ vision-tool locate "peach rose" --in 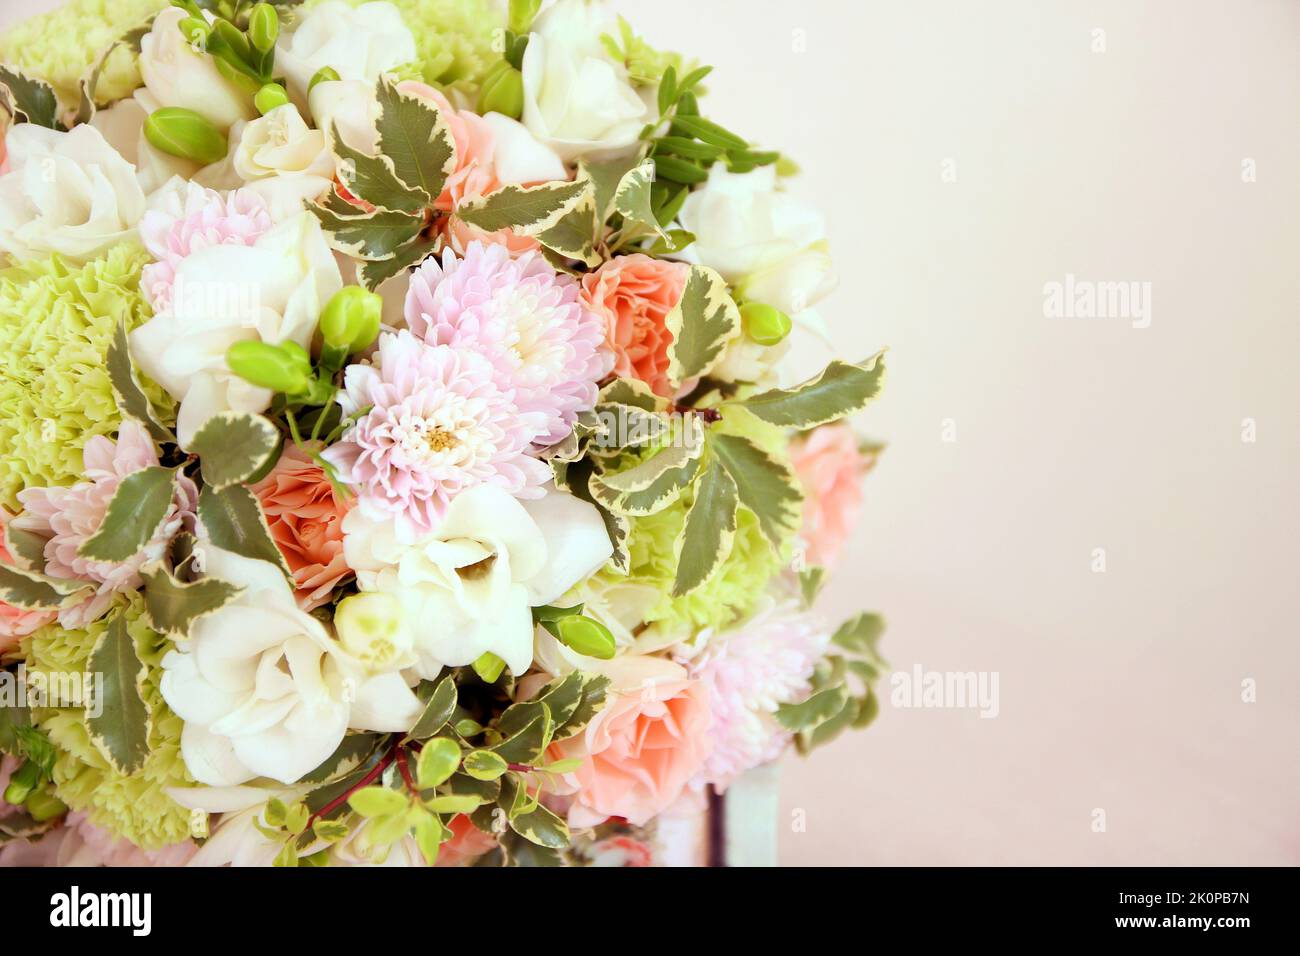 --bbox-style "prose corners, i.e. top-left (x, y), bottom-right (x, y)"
top-left (0, 509), bottom-right (55, 654)
top-left (250, 444), bottom-right (352, 610)
top-left (550, 655), bottom-right (712, 828)
top-left (434, 813), bottom-right (498, 867)
top-left (580, 255), bottom-right (688, 398)
top-left (790, 423), bottom-right (874, 568)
